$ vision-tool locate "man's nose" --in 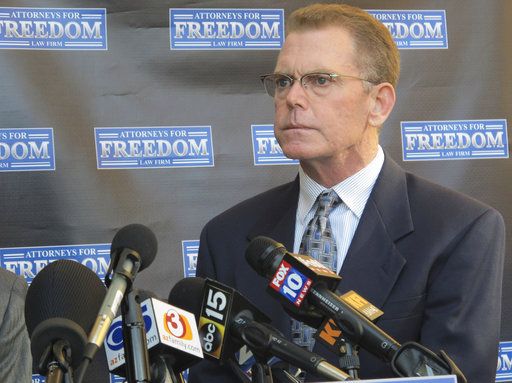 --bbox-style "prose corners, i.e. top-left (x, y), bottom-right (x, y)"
top-left (285, 80), bottom-right (308, 109)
